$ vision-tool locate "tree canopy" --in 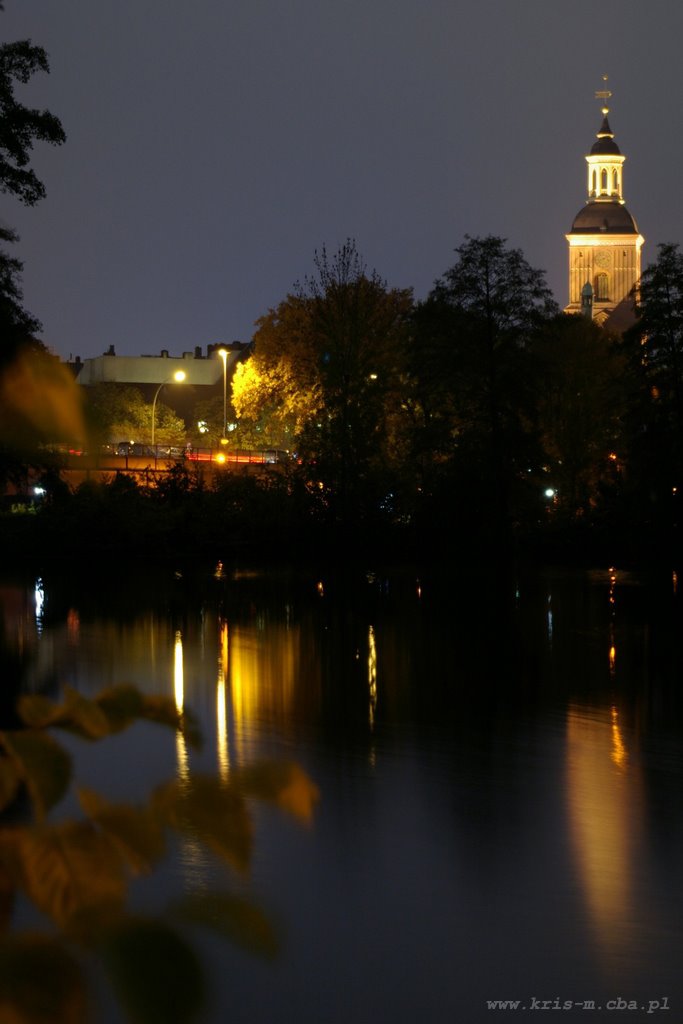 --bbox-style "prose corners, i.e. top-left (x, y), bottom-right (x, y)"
top-left (85, 384), bottom-right (186, 449)
top-left (233, 241), bottom-right (413, 522)
top-left (0, 39), bottom-right (66, 206)
top-left (410, 236), bottom-right (558, 534)
top-left (0, 27), bottom-right (76, 484)
top-left (0, 35), bottom-right (65, 366)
